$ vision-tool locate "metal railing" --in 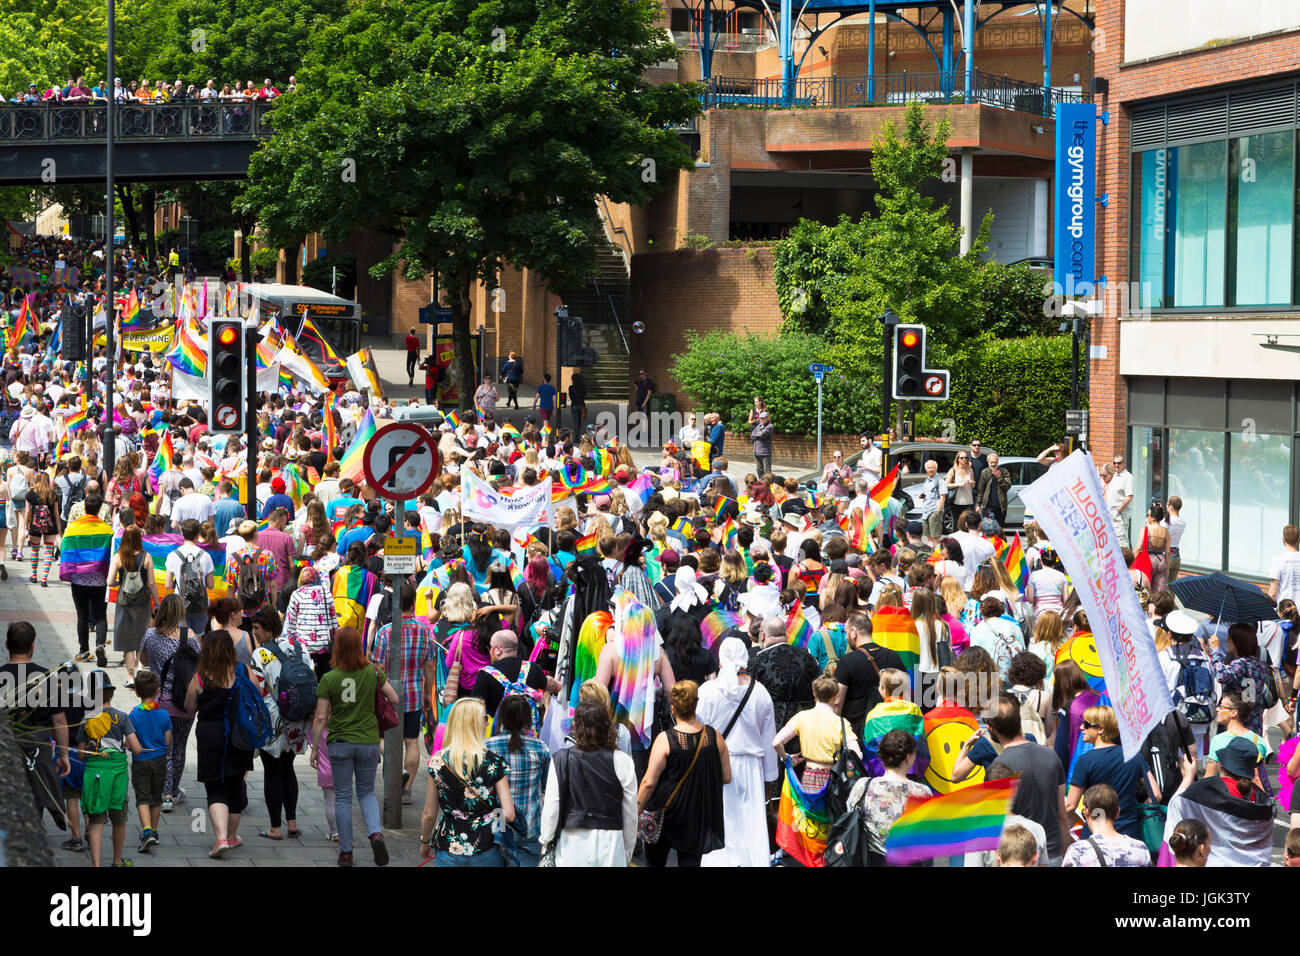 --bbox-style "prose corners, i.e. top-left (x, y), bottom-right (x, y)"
top-left (591, 277), bottom-right (631, 356)
top-left (702, 70), bottom-right (1086, 117)
top-left (0, 100), bottom-right (274, 141)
